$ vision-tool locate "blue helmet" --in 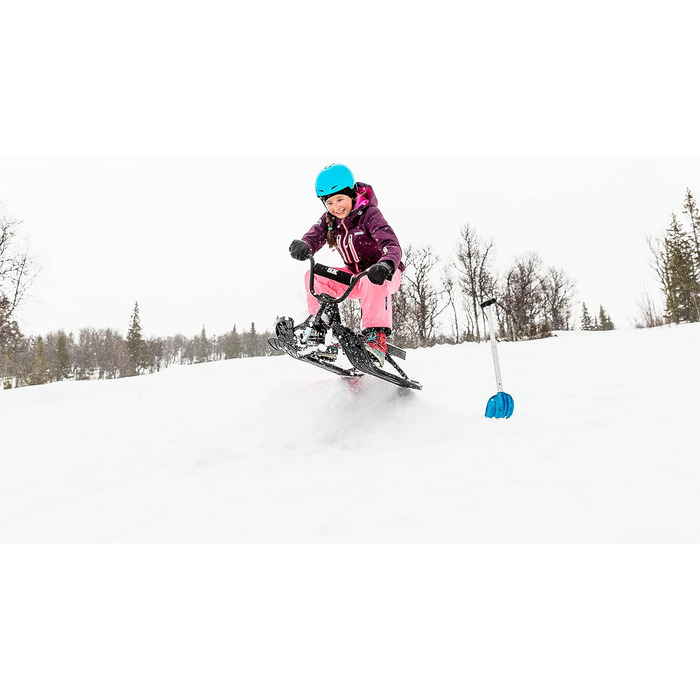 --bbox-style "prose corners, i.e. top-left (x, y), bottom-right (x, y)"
top-left (315, 163), bottom-right (356, 199)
